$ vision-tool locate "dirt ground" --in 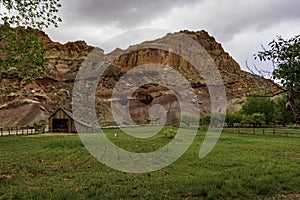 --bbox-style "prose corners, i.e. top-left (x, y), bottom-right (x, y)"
top-left (260, 194), bottom-right (300, 200)
top-left (27, 133), bottom-right (77, 137)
